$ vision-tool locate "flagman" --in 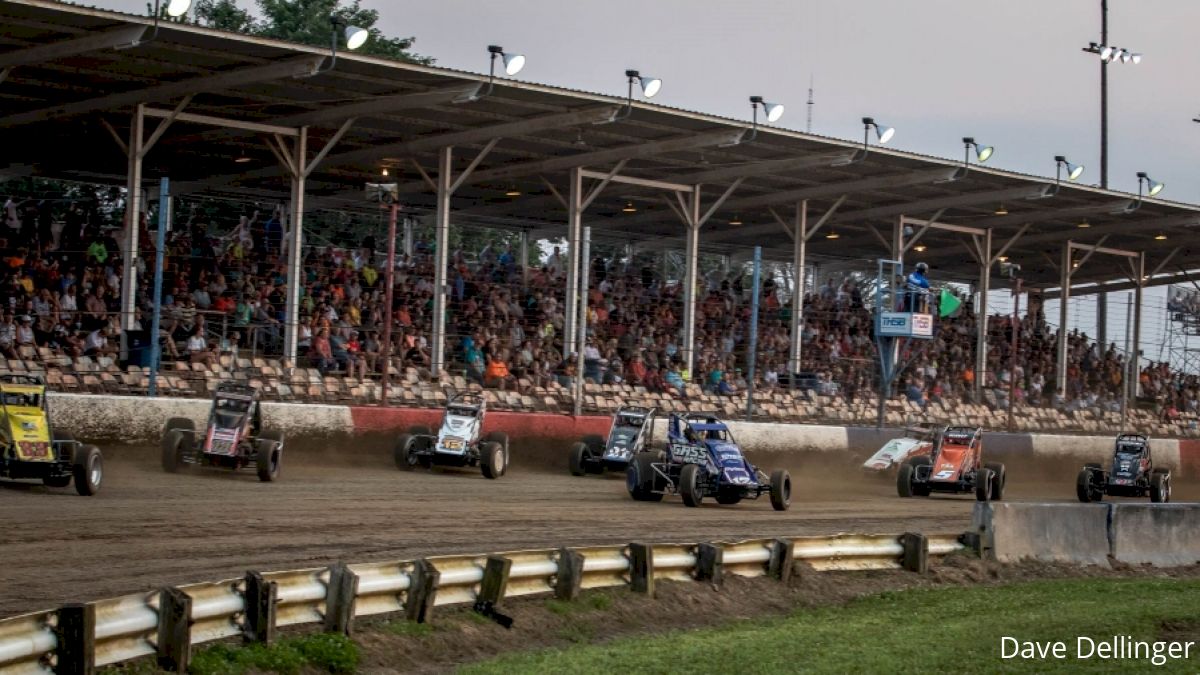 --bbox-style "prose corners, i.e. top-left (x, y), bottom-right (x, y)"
top-left (905, 262), bottom-right (930, 313)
